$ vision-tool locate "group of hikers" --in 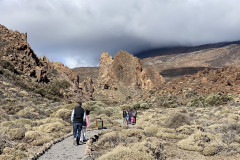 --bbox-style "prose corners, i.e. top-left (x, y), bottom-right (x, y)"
top-left (71, 101), bottom-right (90, 145)
top-left (71, 101), bottom-right (138, 145)
top-left (123, 109), bottom-right (137, 125)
